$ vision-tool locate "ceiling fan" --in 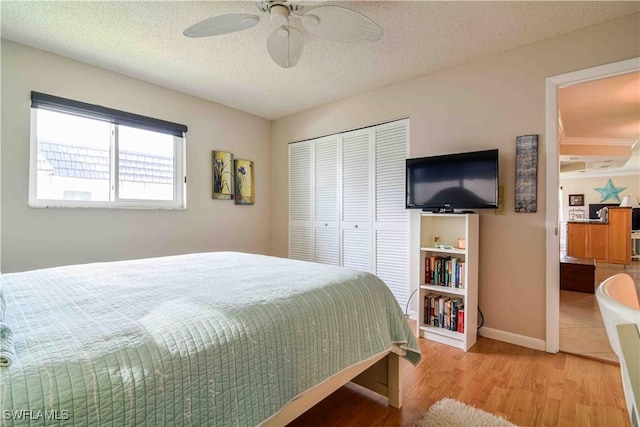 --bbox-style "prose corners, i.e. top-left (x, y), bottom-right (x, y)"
top-left (183, 0), bottom-right (383, 68)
